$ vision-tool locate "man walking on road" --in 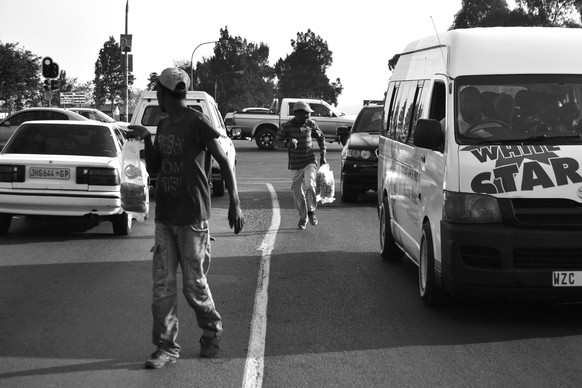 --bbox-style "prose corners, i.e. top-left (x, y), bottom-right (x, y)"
top-left (274, 100), bottom-right (327, 229)
top-left (128, 67), bottom-right (244, 369)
